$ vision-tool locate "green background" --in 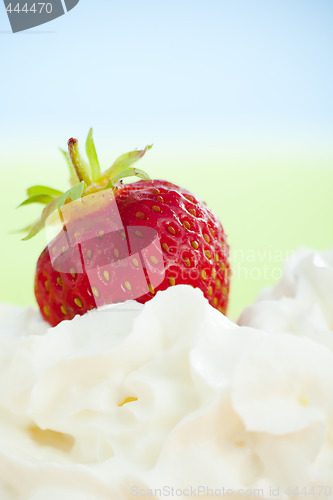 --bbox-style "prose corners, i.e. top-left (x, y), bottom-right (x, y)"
top-left (2, 143), bottom-right (332, 321)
